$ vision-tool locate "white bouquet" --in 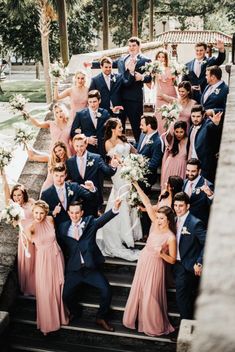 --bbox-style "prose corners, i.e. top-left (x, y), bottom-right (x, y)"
top-left (1, 200), bottom-right (25, 227)
top-left (13, 123), bottom-right (35, 149)
top-left (0, 146), bottom-right (13, 170)
top-left (121, 154), bottom-right (149, 208)
top-left (170, 62), bottom-right (188, 78)
top-left (49, 61), bottom-right (69, 81)
top-left (9, 94), bottom-right (30, 120)
top-left (142, 60), bottom-right (164, 81)
top-left (158, 102), bottom-right (181, 130)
